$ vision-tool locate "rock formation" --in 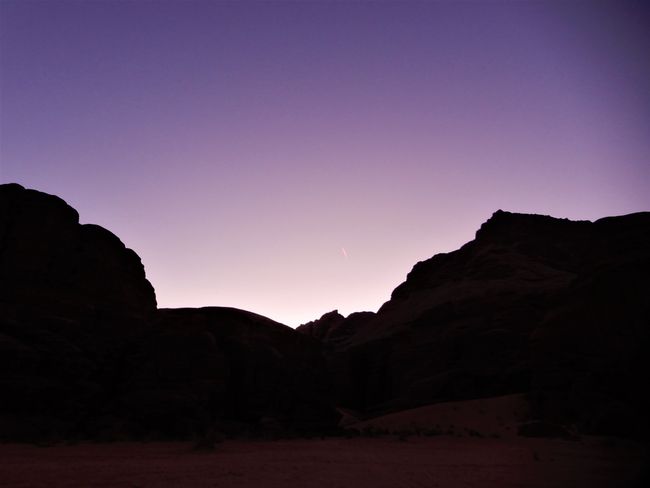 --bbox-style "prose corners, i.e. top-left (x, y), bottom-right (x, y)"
top-left (2, 182), bottom-right (648, 440)
top-left (0, 183), bottom-right (157, 440)
top-left (299, 210), bottom-right (650, 438)
top-left (0, 184), bottom-right (336, 440)
top-left (115, 307), bottom-right (336, 439)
